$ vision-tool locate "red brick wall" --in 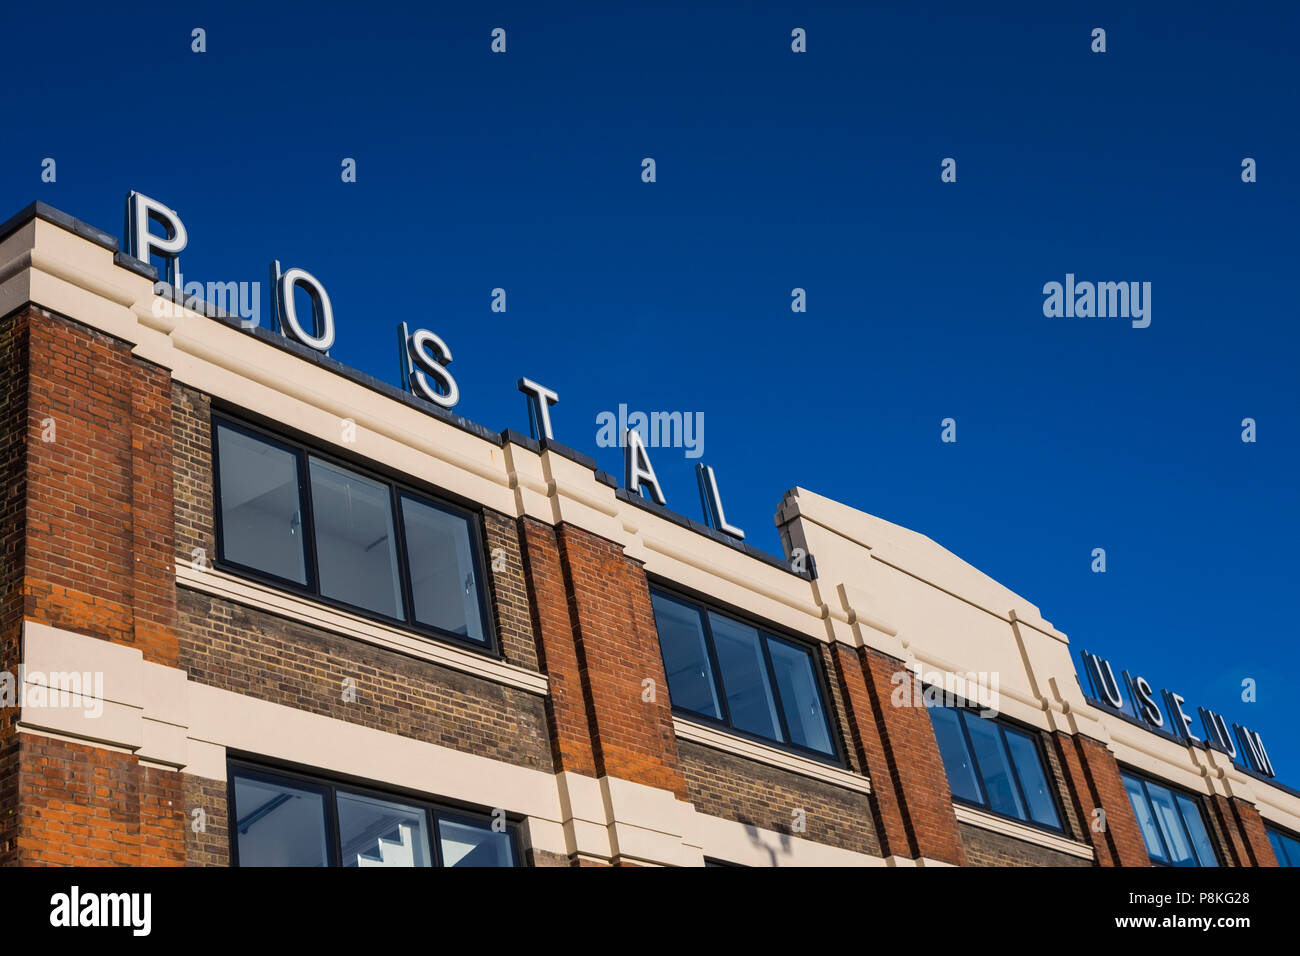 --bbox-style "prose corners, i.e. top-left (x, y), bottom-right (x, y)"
top-left (0, 308), bottom-right (31, 866)
top-left (852, 646), bottom-right (967, 864)
top-left (519, 518), bottom-right (599, 778)
top-left (1052, 732), bottom-right (1150, 866)
top-left (1206, 794), bottom-right (1278, 867)
top-left (518, 517), bottom-right (688, 858)
top-left (1230, 798), bottom-right (1280, 867)
top-left (3, 306), bottom-right (187, 865)
top-left (15, 734), bottom-right (184, 866)
top-left (552, 522), bottom-right (685, 800)
top-left (23, 308), bottom-right (177, 666)
top-left (829, 642), bottom-right (914, 858)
